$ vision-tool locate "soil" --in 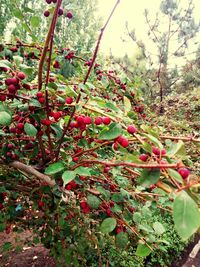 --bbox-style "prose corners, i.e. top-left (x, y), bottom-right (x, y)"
top-left (0, 230), bottom-right (200, 267)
